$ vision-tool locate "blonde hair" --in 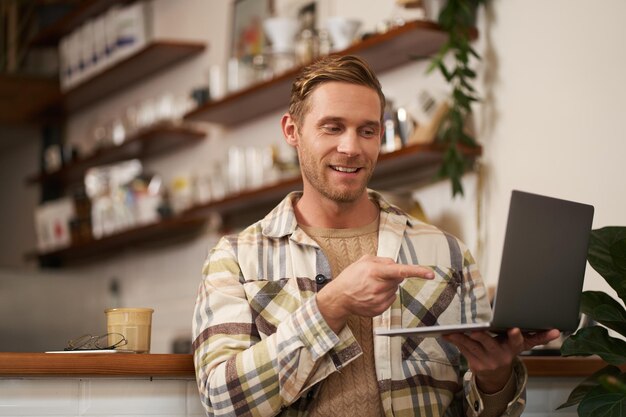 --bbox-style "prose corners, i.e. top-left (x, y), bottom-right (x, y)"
top-left (288, 55), bottom-right (386, 128)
